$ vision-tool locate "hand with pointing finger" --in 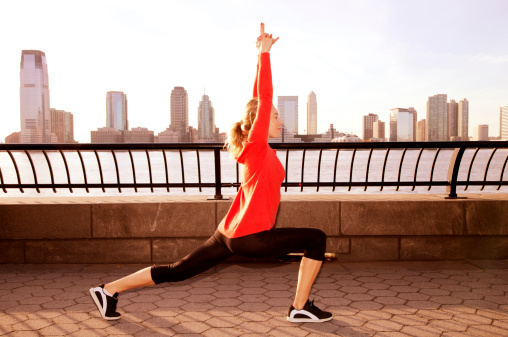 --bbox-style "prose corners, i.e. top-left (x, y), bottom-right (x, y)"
top-left (256, 22), bottom-right (279, 53)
